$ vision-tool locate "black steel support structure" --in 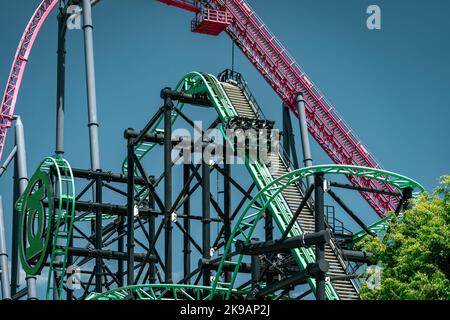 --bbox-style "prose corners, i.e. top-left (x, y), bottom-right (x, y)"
top-left (163, 94), bottom-right (173, 284)
top-left (202, 151), bottom-right (211, 286)
top-left (327, 189), bottom-right (376, 237)
top-left (183, 164), bottom-right (191, 283)
top-left (4, 83), bottom-right (409, 301)
top-left (250, 238), bottom-right (261, 297)
top-left (223, 146), bottom-right (232, 283)
top-left (314, 173), bottom-right (326, 300)
top-left (126, 140), bottom-right (135, 286)
top-left (148, 185), bottom-right (156, 284)
top-left (95, 172), bottom-right (103, 292)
